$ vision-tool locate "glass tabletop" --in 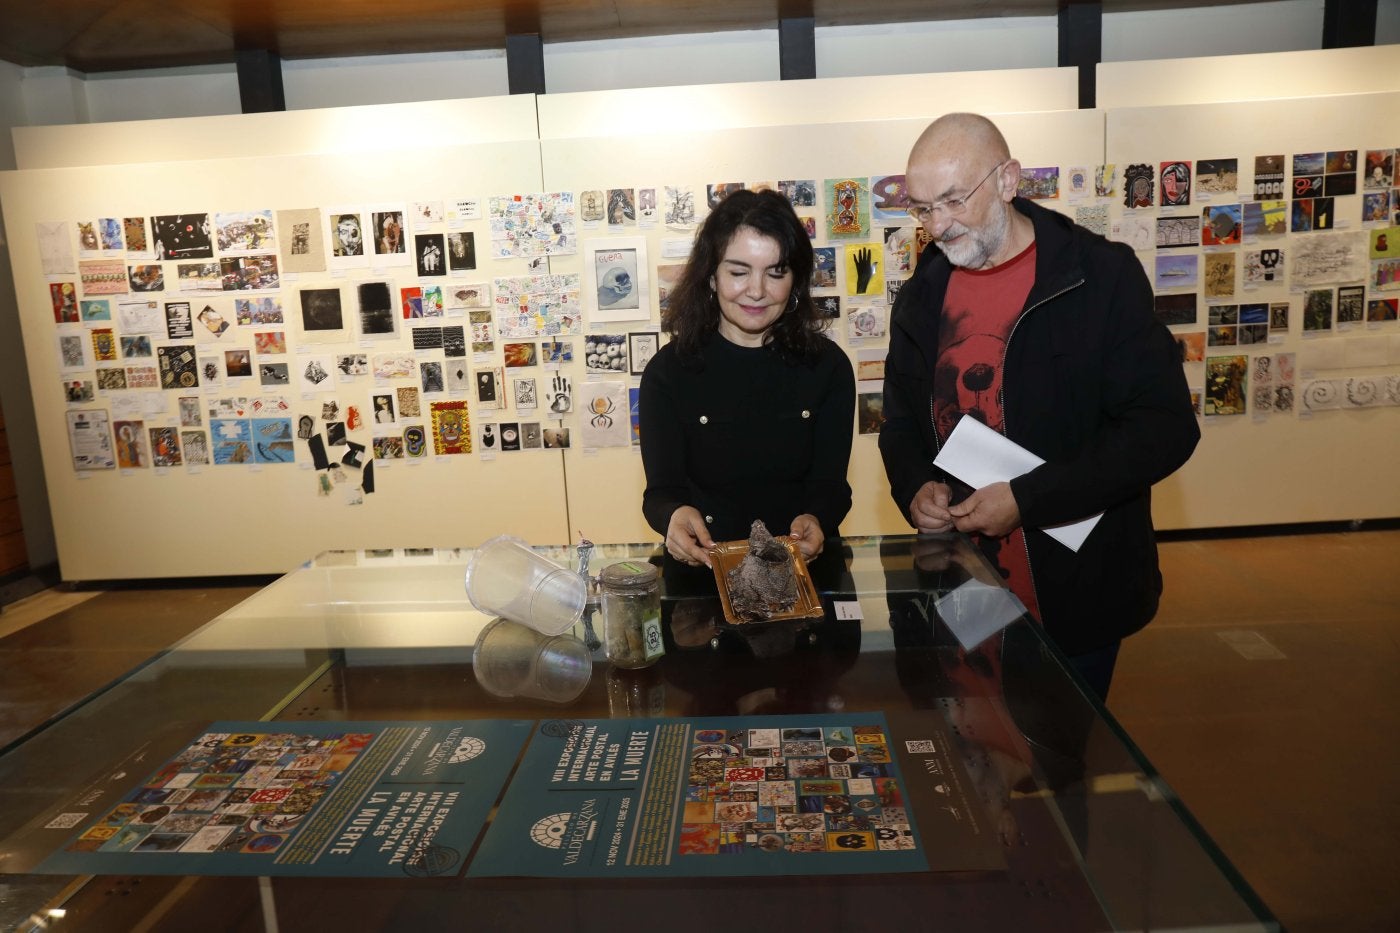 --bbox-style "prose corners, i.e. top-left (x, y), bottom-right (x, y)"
top-left (0, 535), bottom-right (1278, 932)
